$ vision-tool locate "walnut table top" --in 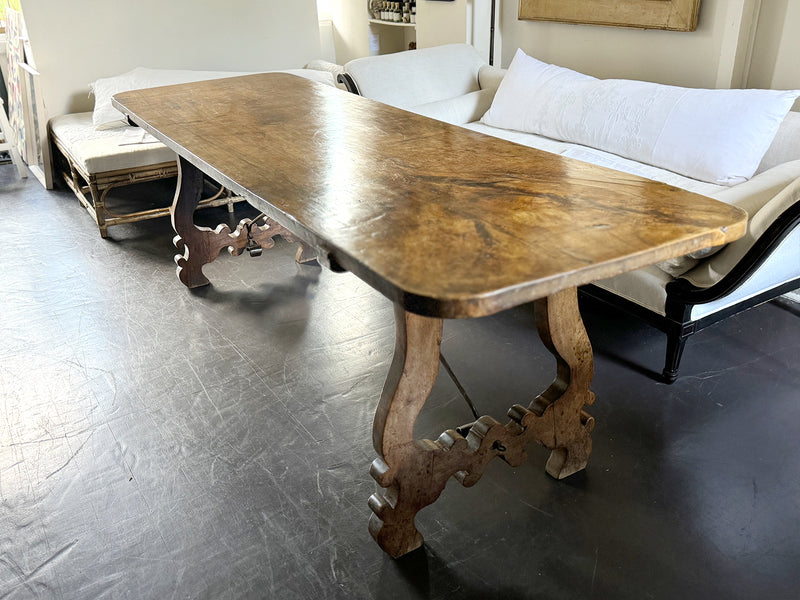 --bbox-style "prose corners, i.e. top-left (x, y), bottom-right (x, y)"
top-left (114, 73), bottom-right (746, 319)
